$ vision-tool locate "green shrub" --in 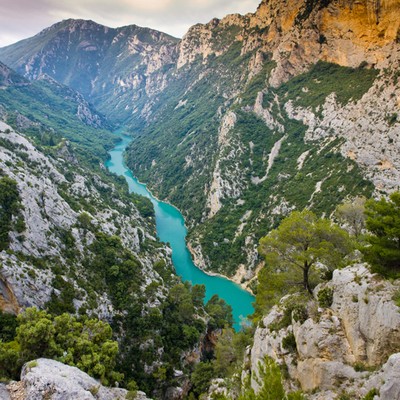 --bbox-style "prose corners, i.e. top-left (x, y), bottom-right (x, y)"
top-left (363, 388), bottom-right (379, 400)
top-left (0, 308), bottom-right (121, 385)
top-left (282, 332), bottom-right (297, 353)
top-left (362, 192), bottom-right (400, 277)
top-left (317, 287), bottom-right (334, 308)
